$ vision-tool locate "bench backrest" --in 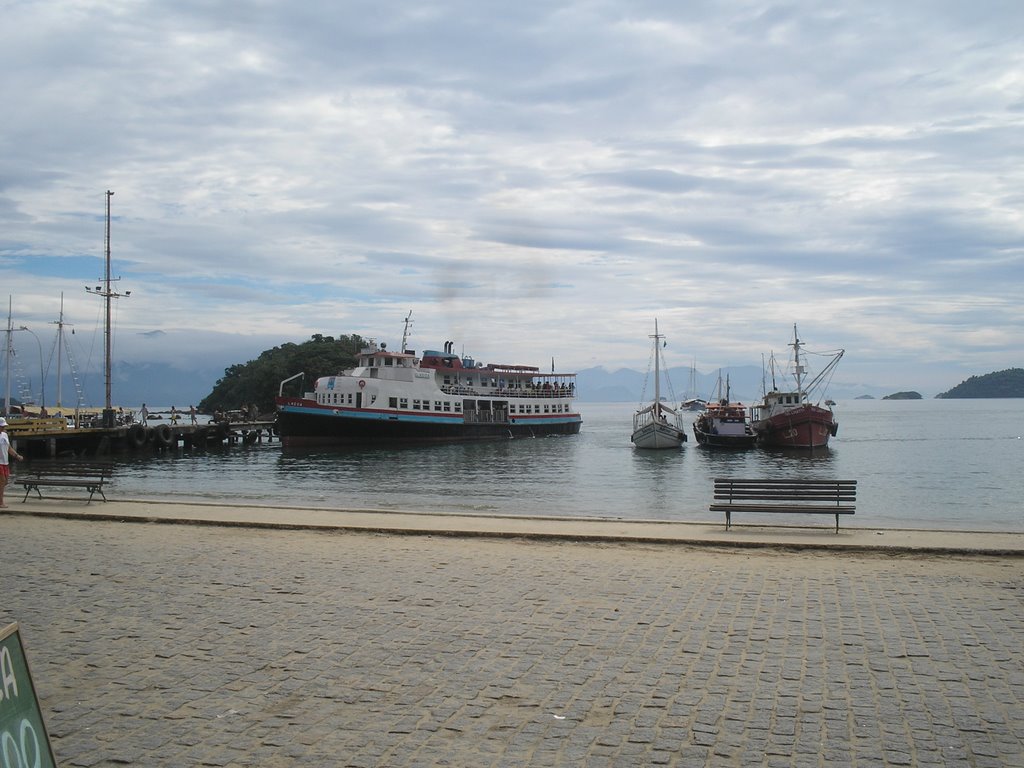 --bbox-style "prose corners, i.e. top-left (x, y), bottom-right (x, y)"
top-left (19, 463), bottom-right (115, 480)
top-left (714, 478), bottom-right (856, 503)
